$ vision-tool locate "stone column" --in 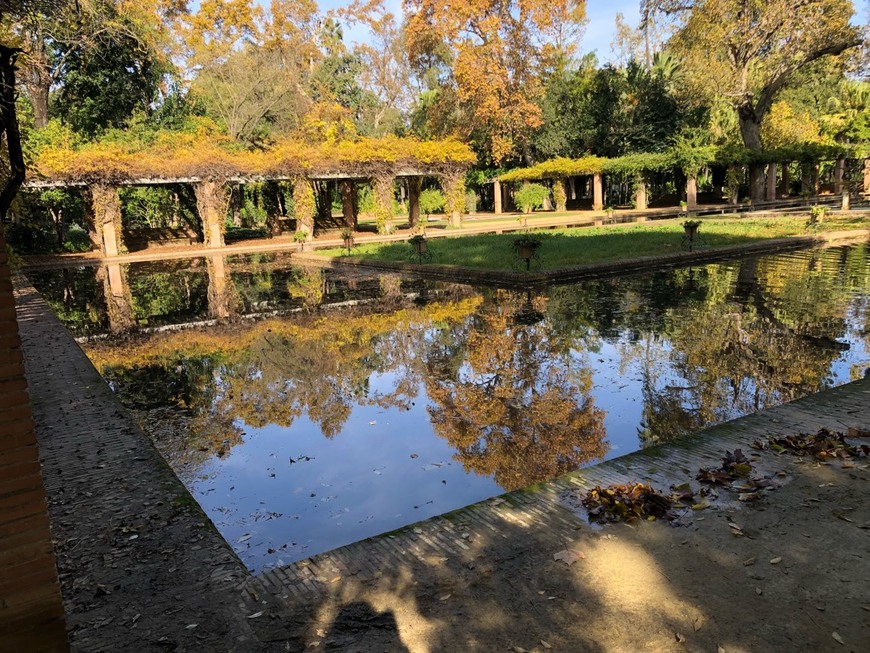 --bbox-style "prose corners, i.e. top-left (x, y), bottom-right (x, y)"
top-left (440, 170), bottom-right (465, 228)
top-left (568, 177), bottom-right (576, 201)
top-left (407, 177), bottom-right (421, 228)
top-left (90, 184), bottom-right (125, 256)
top-left (207, 255), bottom-right (238, 319)
top-left (193, 181), bottom-right (227, 248)
top-left (766, 163), bottom-right (777, 201)
top-left (493, 179), bottom-right (502, 215)
top-left (833, 158), bottom-right (845, 195)
top-left (0, 238), bottom-right (69, 651)
top-left (779, 164), bottom-right (791, 197)
top-left (801, 162), bottom-right (813, 197)
top-left (863, 159), bottom-right (870, 198)
top-left (592, 173), bottom-right (603, 211)
top-left (292, 177), bottom-right (315, 237)
top-left (553, 178), bottom-right (567, 212)
top-left (686, 175), bottom-right (697, 210)
top-left (372, 174), bottom-right (396, 234)
top-left (635, 178), bottom-right (648, 211)
top-left (340, 180), bottom-right (358, 230)
top-left (100, 263), bottom-right (135, 333)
